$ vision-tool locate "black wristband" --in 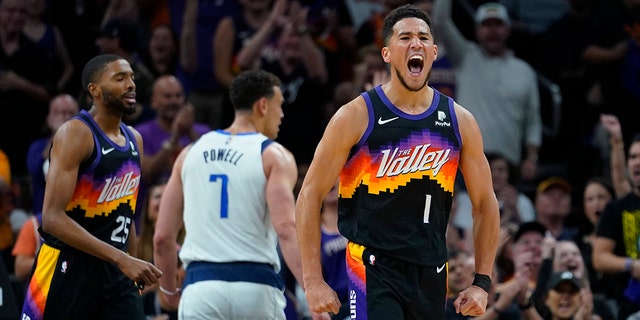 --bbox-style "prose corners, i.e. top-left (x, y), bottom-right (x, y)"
top-left (472, 273), bottom-right (492, 293)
